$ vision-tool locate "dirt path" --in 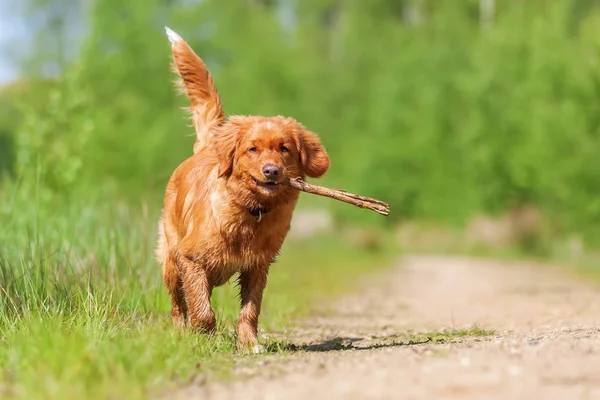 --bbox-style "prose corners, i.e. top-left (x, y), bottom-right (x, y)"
top-left (174, 255), bottom-right (600, 400)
